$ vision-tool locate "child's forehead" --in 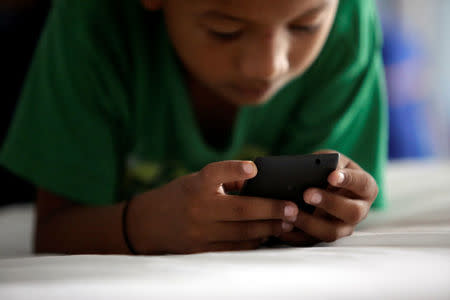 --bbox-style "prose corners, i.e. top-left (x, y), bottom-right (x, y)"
top-left (191, 0), bottom-right (331, 23)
